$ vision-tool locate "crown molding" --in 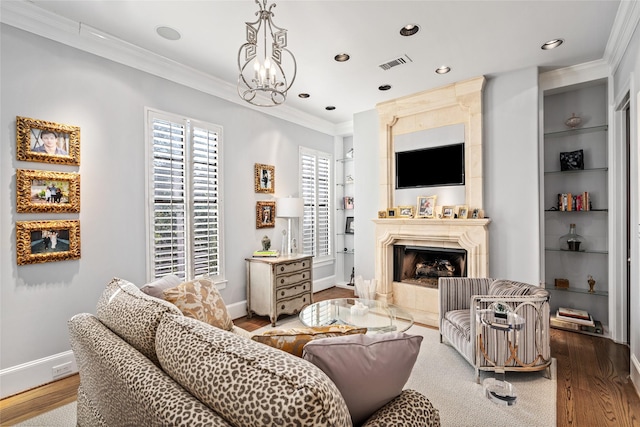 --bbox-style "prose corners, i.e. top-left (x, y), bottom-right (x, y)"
top-left (604, 0), bottom-right (640, 76)
top-left (0, 0), bottom-right (345, 136)
top-left (539, 59), bottom-right (609, 93)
